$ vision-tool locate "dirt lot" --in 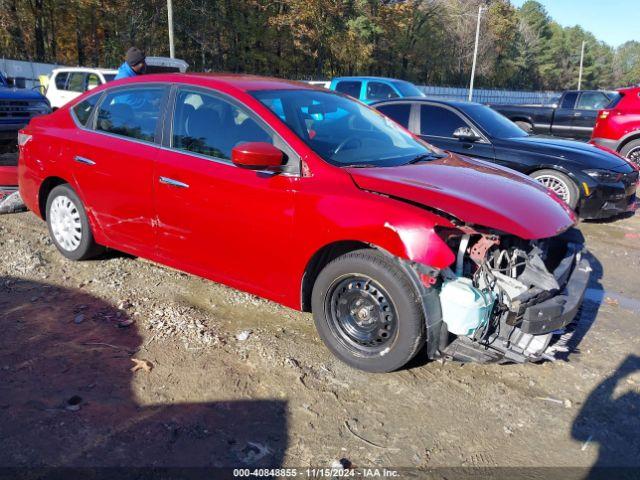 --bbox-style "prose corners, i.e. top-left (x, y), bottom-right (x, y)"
top-left (1, 210), bottom-right (639, 472)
